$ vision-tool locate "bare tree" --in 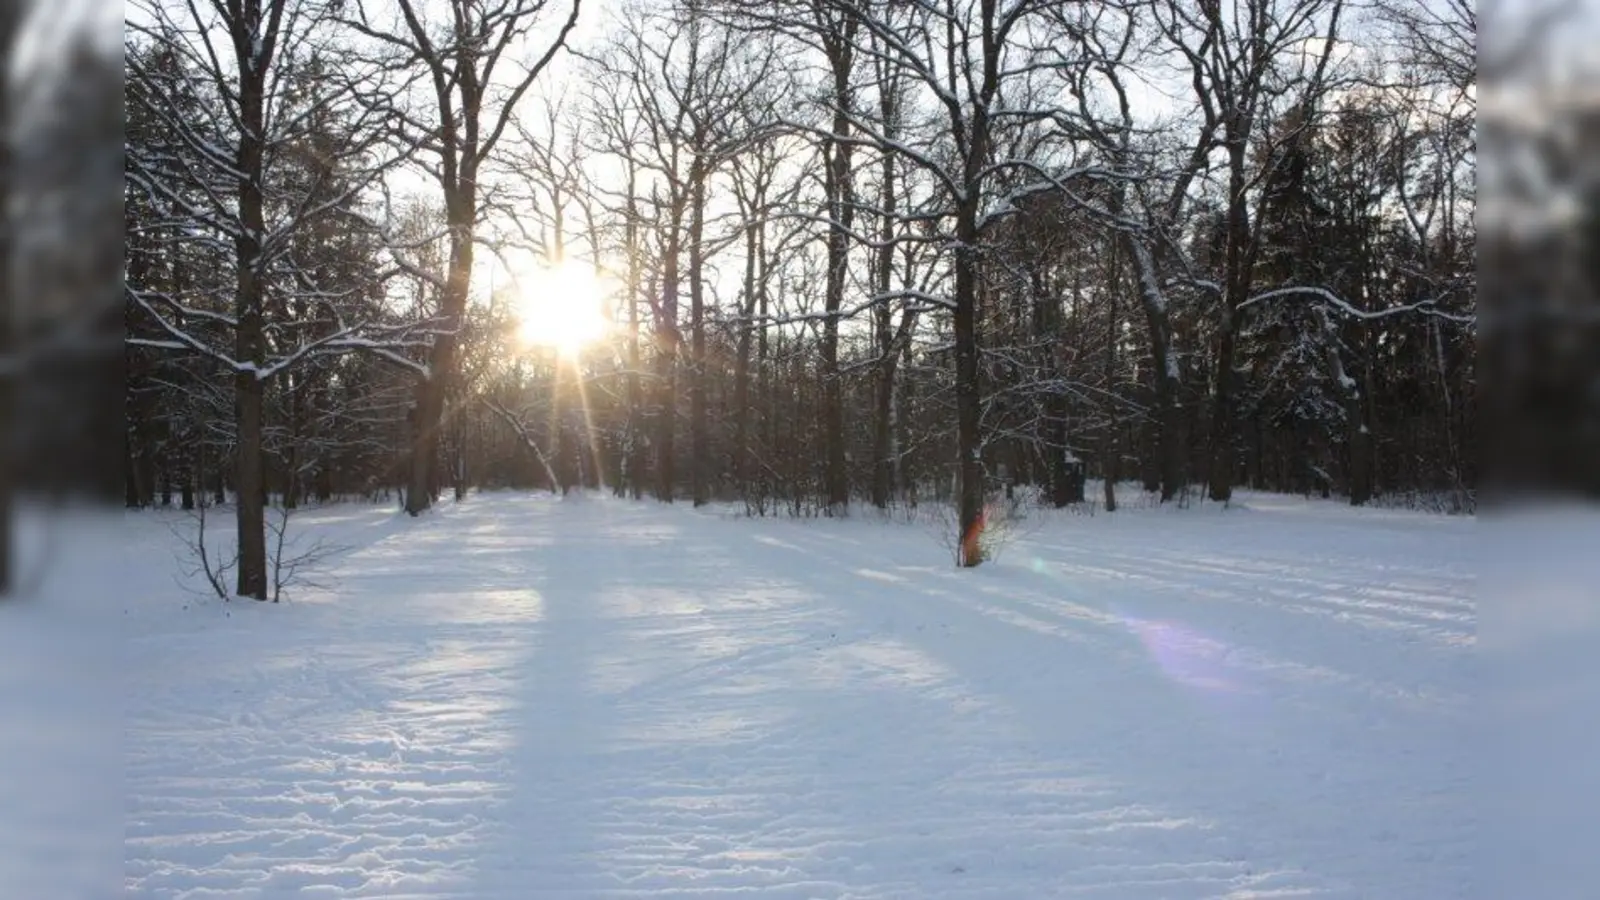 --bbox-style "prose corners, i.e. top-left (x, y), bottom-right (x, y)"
top-left (343, 0), bottom-right (580, 515)
top-left (127, 0), bottom-right (428, 598)
top-left (490, 97), bottom-right (603, 491)
top-left (582, 1), bottom-right (777, 504)
top-left (865, 27), bottom-right (921, 510)
top-left (118, 0), bottom-right (1483, 579)
top-left (810, 0), bottom-right (1127, 563)
top-left (1376, 0), bottom-right (1475, 97)
top-left (577, 71), bottom-right (655, 497)
top-left (1150, 0), bottom-right (1348, 502)
top-left (1047, 2), bottom-right (1189, 502)
top-left (814, 1), bottom-right (860, 514)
